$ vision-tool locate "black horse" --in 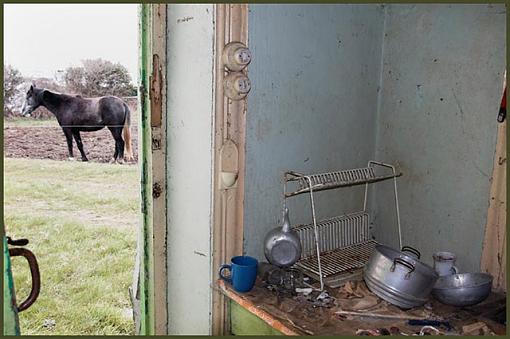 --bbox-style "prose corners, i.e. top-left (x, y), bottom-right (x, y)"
top-left (21, 84), bottom-right (133, 163)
